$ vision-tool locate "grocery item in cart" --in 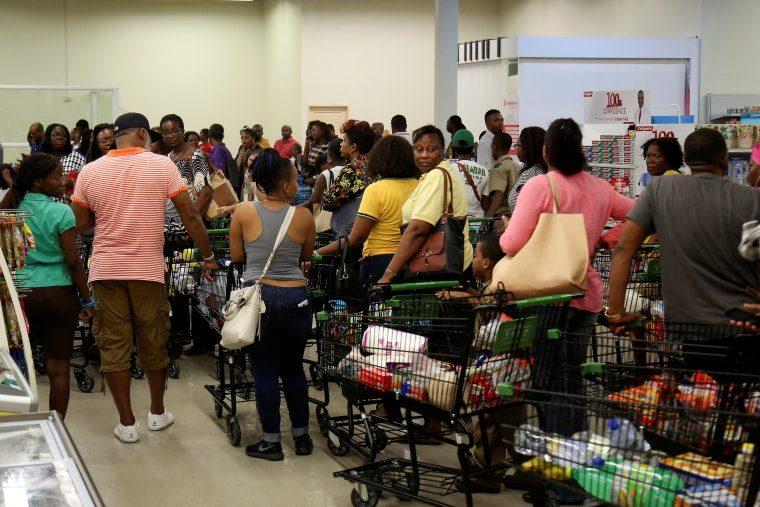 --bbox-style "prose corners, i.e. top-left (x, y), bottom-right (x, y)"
top-left (361, 325), bottom-right (428, 354)
top-left (658, 452), bottom-right (734, 488)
